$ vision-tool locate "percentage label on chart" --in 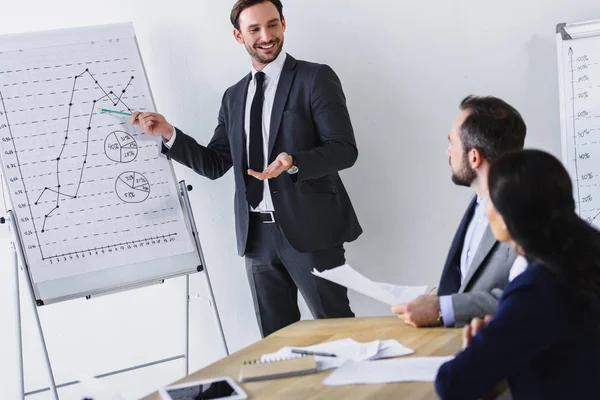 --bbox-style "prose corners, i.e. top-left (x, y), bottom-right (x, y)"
top-left (579, 92), bottom-right (589, 99)
top-left (578, 129), bottom-right (591, 138)
top-left (581, 172), bottom-right (594, 181)
top-left (579, 75), bottom-right (590, 82)
top-left (578, 64), bottom-right (589, 71)
top-left (578, 111), bottom-right (589, 118)
top-left (577, 55), bottom-right (590, 62)
top-left (580, 152), bottom-right (591, 160)
top-left (583, 195), bottom-right (593, 203)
